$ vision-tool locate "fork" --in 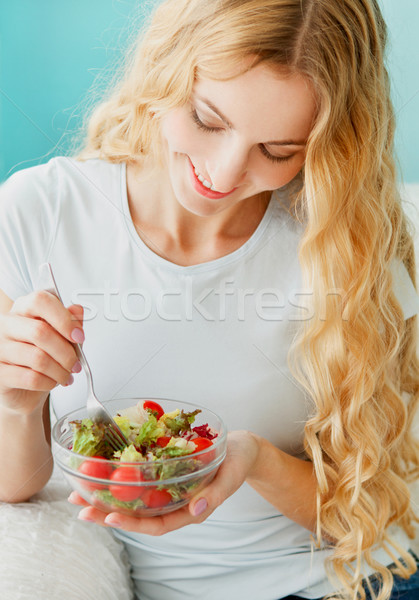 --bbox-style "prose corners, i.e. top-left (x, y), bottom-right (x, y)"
top-left (37, 262), bottom-right (129, 453)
